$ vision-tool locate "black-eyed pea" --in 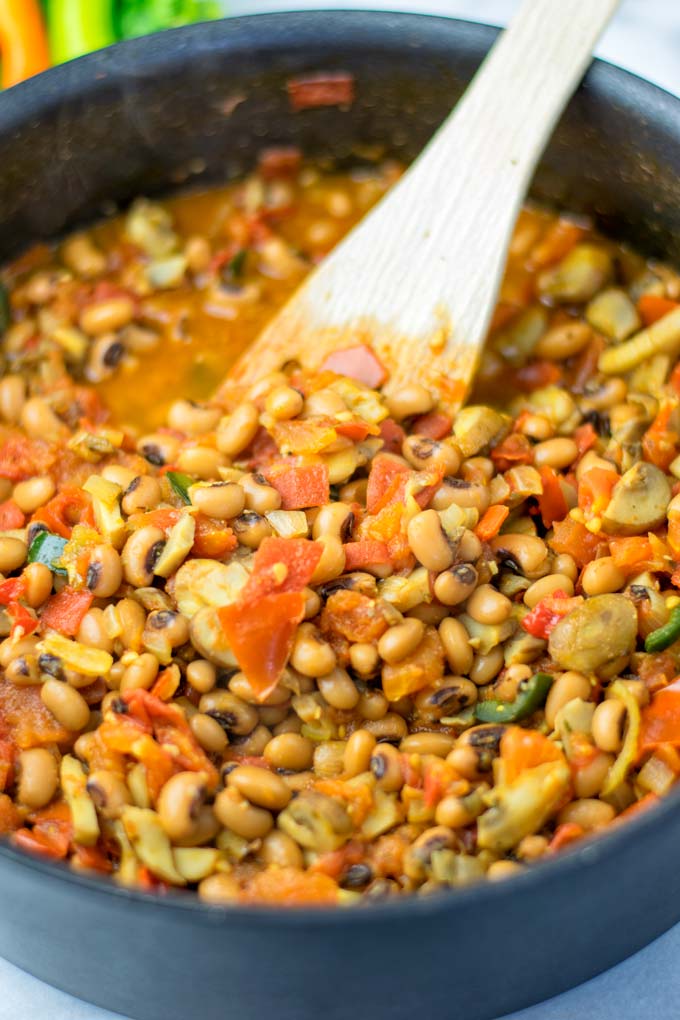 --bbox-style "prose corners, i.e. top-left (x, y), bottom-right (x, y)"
top-left (240, 473), bottom-right (281, 514)
top-left (310, 535), bottom-right (346, 584)
top-left (20, 398), bottom-right (65, 441)
top-left (490, 533), bottom-right (549, 578)
top-left (264, 732), bottom-right (314, 771)
top-left (291, 623), bottom-right (336, 677)
top-left (121, 475), bottom-right (162, 515)
top-left (400, 732), bottom-right (456, 757)
top-left (217, 402), bottom-right (259, 457)
top-left (364, 713), bottom-right (408, 742)
top-left (553, 553), bottom-right (578, 582)
top-left (120, 652), bottom-right (159, 692)
top-left (534, 320), bottom-right (592, 360)
top-left (260, 829), bottom-right (304, 868)
top-left (190, 712), bottom-right (229, 753)
top-left (62, 233), bottom-right (107, 277)
top-left (349, 642), bottom-right (379, 676)
top-left (487, 860), bottom-right (524, 881)
top-left (434, 794), bottom-right (474, 828)
top-left (86, 545), bottom-right (123, 598)
top-left (116, 598), bottom-right (147, 652)
top-left (80, 295), bottom-right (134, 336)
top-left (214, 786), bottom-right (273, 839)
top-left (5, 654), bottom-right (40, 685)
top-left (357, 689), bottom-right (388, 721)
top-left (606, 679), bottom-right (649, 708)
top-left (23, 562), bottom-right (53, 608)
top-left (167, 399), bottom-right (221, 436)
top-left (0, 536), bottom-right (27, 574)
top-left (0, 374), bottom-right (26, 423)
top-left (413, 677), bottom-right (478, 721)
top-left (370, 743), bottom-right (404, 791)
top-left (229, 725), bottom-right (272, 758)
top-left (186, 659), bottom-right (217, 694)
top-left (523, 573), bottom-right (575, 608)
top-left (343, 729), bottom-right (376, 777)
top-left (232, 511), bottom-right (272, 549)
top-left (121, 527), bottom-right (165, 587)
top-left (386, 384), bottom-right (433, 421)
top-left (407, 509), bottom-right (455, 572)
top-left (469, 647), bottom-right (505, 686)
top-left (190, 482), bottom-right (245, 520)
top-left (557, 798), bottom-right (616, 831)
top-left (16, 748), bottom-right (58, 808)
top-left (572, 750), bottom-right (614, 798)
top-left (378, 618), bottom-right (425, 665)
top-left (273, 716), bottom-right (303, 736)
top-left (258, 704), bottom-right (290, 728)
top-left (303, 587), bottom-right (321, 619)
top-left (544, 671), bottom-right (592, 729)
top-left (533, 438), bottom-right (579, 469)
top-left (312, 501), bottom-right (354, 540)
top-left (0, 634), bottom-right (38, 668)
top-left (12, 475), bottom-right (55, 514)
top-left (581, 557), bottom-right (625, 597)
top-left (199, 690), bottom-right (258, 734)
top-left (402, 435), bottom-right (459, 474)
top-left (77, 608), bottom-right (113, 652)
top-left (145, 610), bottom-right (189, 649)
top-left (317, 667), bottom-right (359, 710)
top-left (438, 617), bottom-right (474, 675)
top-left (466, 584), bottom-right (513, 625)
top-left (264, 385), bottom-right (304, 421)
top-left (157, 771), bottom-right (209, 841)
top-left (40, 680), bottom-right (90, 731)
top-left (86, 769), bottom-right (132, 819)
top-left (137, 434), bottom-right (180, 468)
top-left (176, 446), bottom-right (224, 480)
top-left (517, 834), bottom-right (549, 860)
top-left (198, 872), bottom-right (241, 904)
top-left (227, 765), bottom-right (292, 811)
top-left (592, 699), bottom-right (626, 753)
top-left (431, 479), bottom-right (489, 515)
top-left (433, 563), bottom-right (478, 606)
